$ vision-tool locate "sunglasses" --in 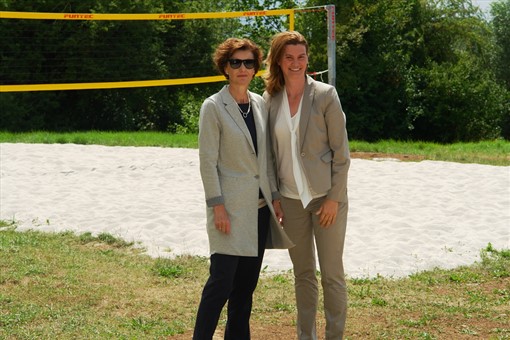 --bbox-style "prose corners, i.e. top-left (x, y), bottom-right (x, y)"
top-left (228, 59), bottom-right (256, 69)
